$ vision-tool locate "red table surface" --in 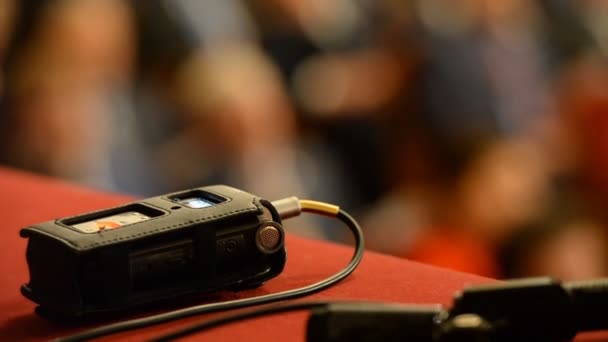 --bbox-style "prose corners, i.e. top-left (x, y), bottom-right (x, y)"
top-left (0, 166), bottom-right (605, 341)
